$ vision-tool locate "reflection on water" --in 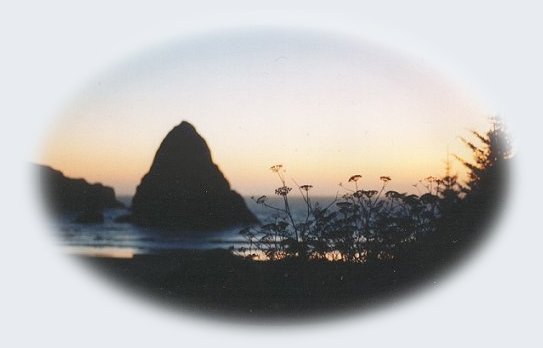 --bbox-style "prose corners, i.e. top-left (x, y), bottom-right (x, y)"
top-left (53, 197), bottom-right (334, 258)
top-left (64, 246), bottom-right (136, 259)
